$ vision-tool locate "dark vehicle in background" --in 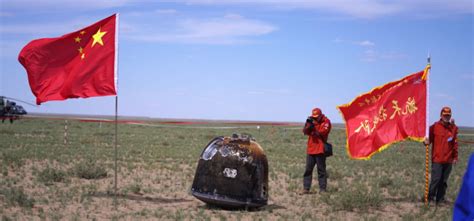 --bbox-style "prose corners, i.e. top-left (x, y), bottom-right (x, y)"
top-left (1, 96), bottom-right (28, 123)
